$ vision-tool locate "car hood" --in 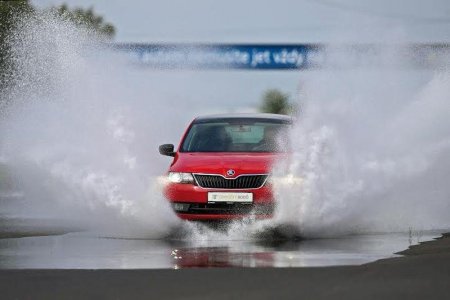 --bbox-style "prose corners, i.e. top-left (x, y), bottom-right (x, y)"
top-left (170, 152), bottom-right (285, 176)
